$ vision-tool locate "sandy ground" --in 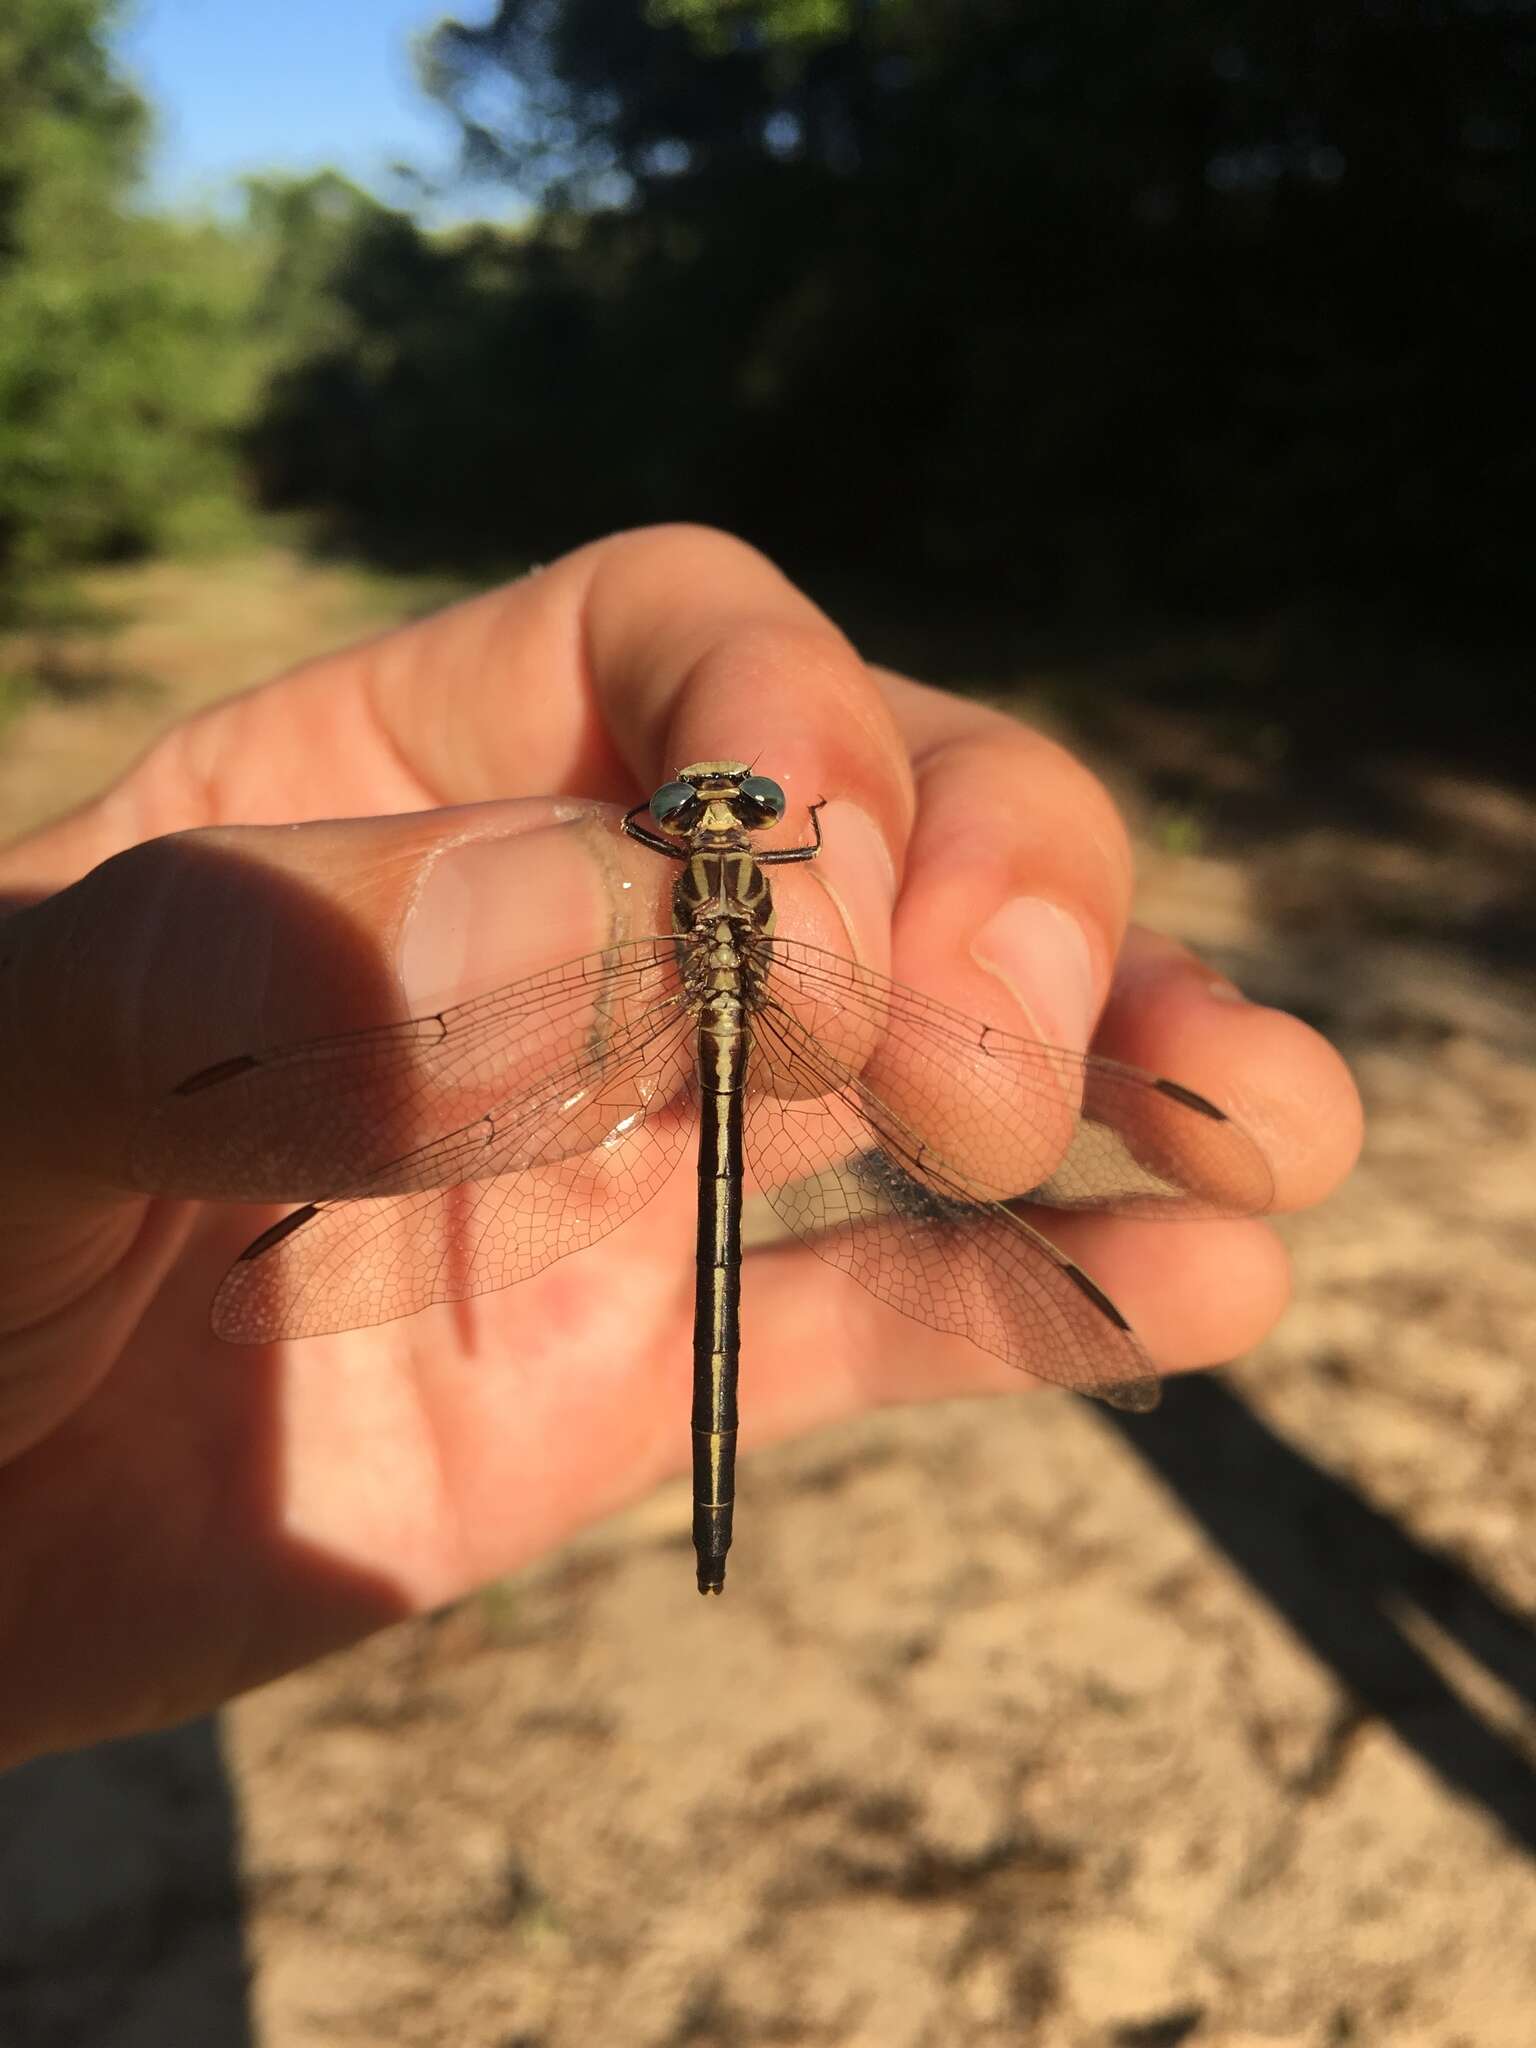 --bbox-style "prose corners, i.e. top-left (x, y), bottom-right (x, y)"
top-left (1, 554), bottom-right (1532, 2047)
